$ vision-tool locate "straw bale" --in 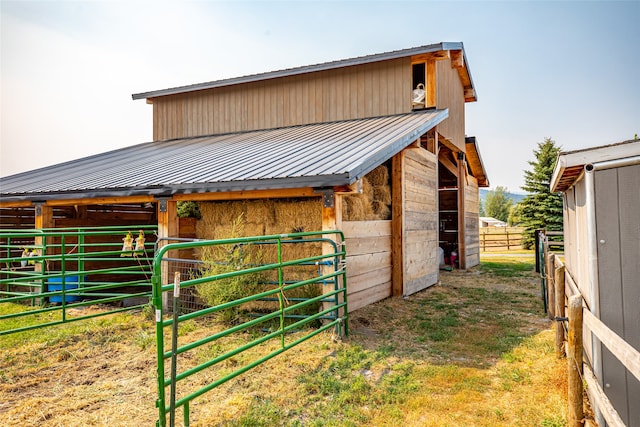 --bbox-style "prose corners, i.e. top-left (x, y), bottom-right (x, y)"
top-left (245, 200), bottom-right (275, 225)
top-left (362, 177), bottom-right (374, 201)
top-left (372, 200), bottom-right (391, 220)
top-left (367, 165), bottom-right (389, 186)
top-left (271, 198), bottom-right (321, 234)
top-left (342, 195), bottom-right (372, 221)
top-left (373, 185), bottom-right (392, 205)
